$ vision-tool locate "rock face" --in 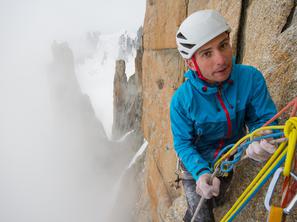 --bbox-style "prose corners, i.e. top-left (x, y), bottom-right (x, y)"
top-left (188, 0), bottom-right (242, 55)
top-left (240, 0), bottom-right (295, 67)
top-left (140, 49), bottom-right (185, 221)
top-left (112, 49), bottom-right (143, 140)
top-left (112, 27), bottom-right (144, 141)
top-left (110, 39), bottom-right (146, 222)
top-left (136, 0), bottom-right (297, 222)
top-left (143, 0), bottom-right (187, 49)
top-left (112, 60), bottom-right (128, 139)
